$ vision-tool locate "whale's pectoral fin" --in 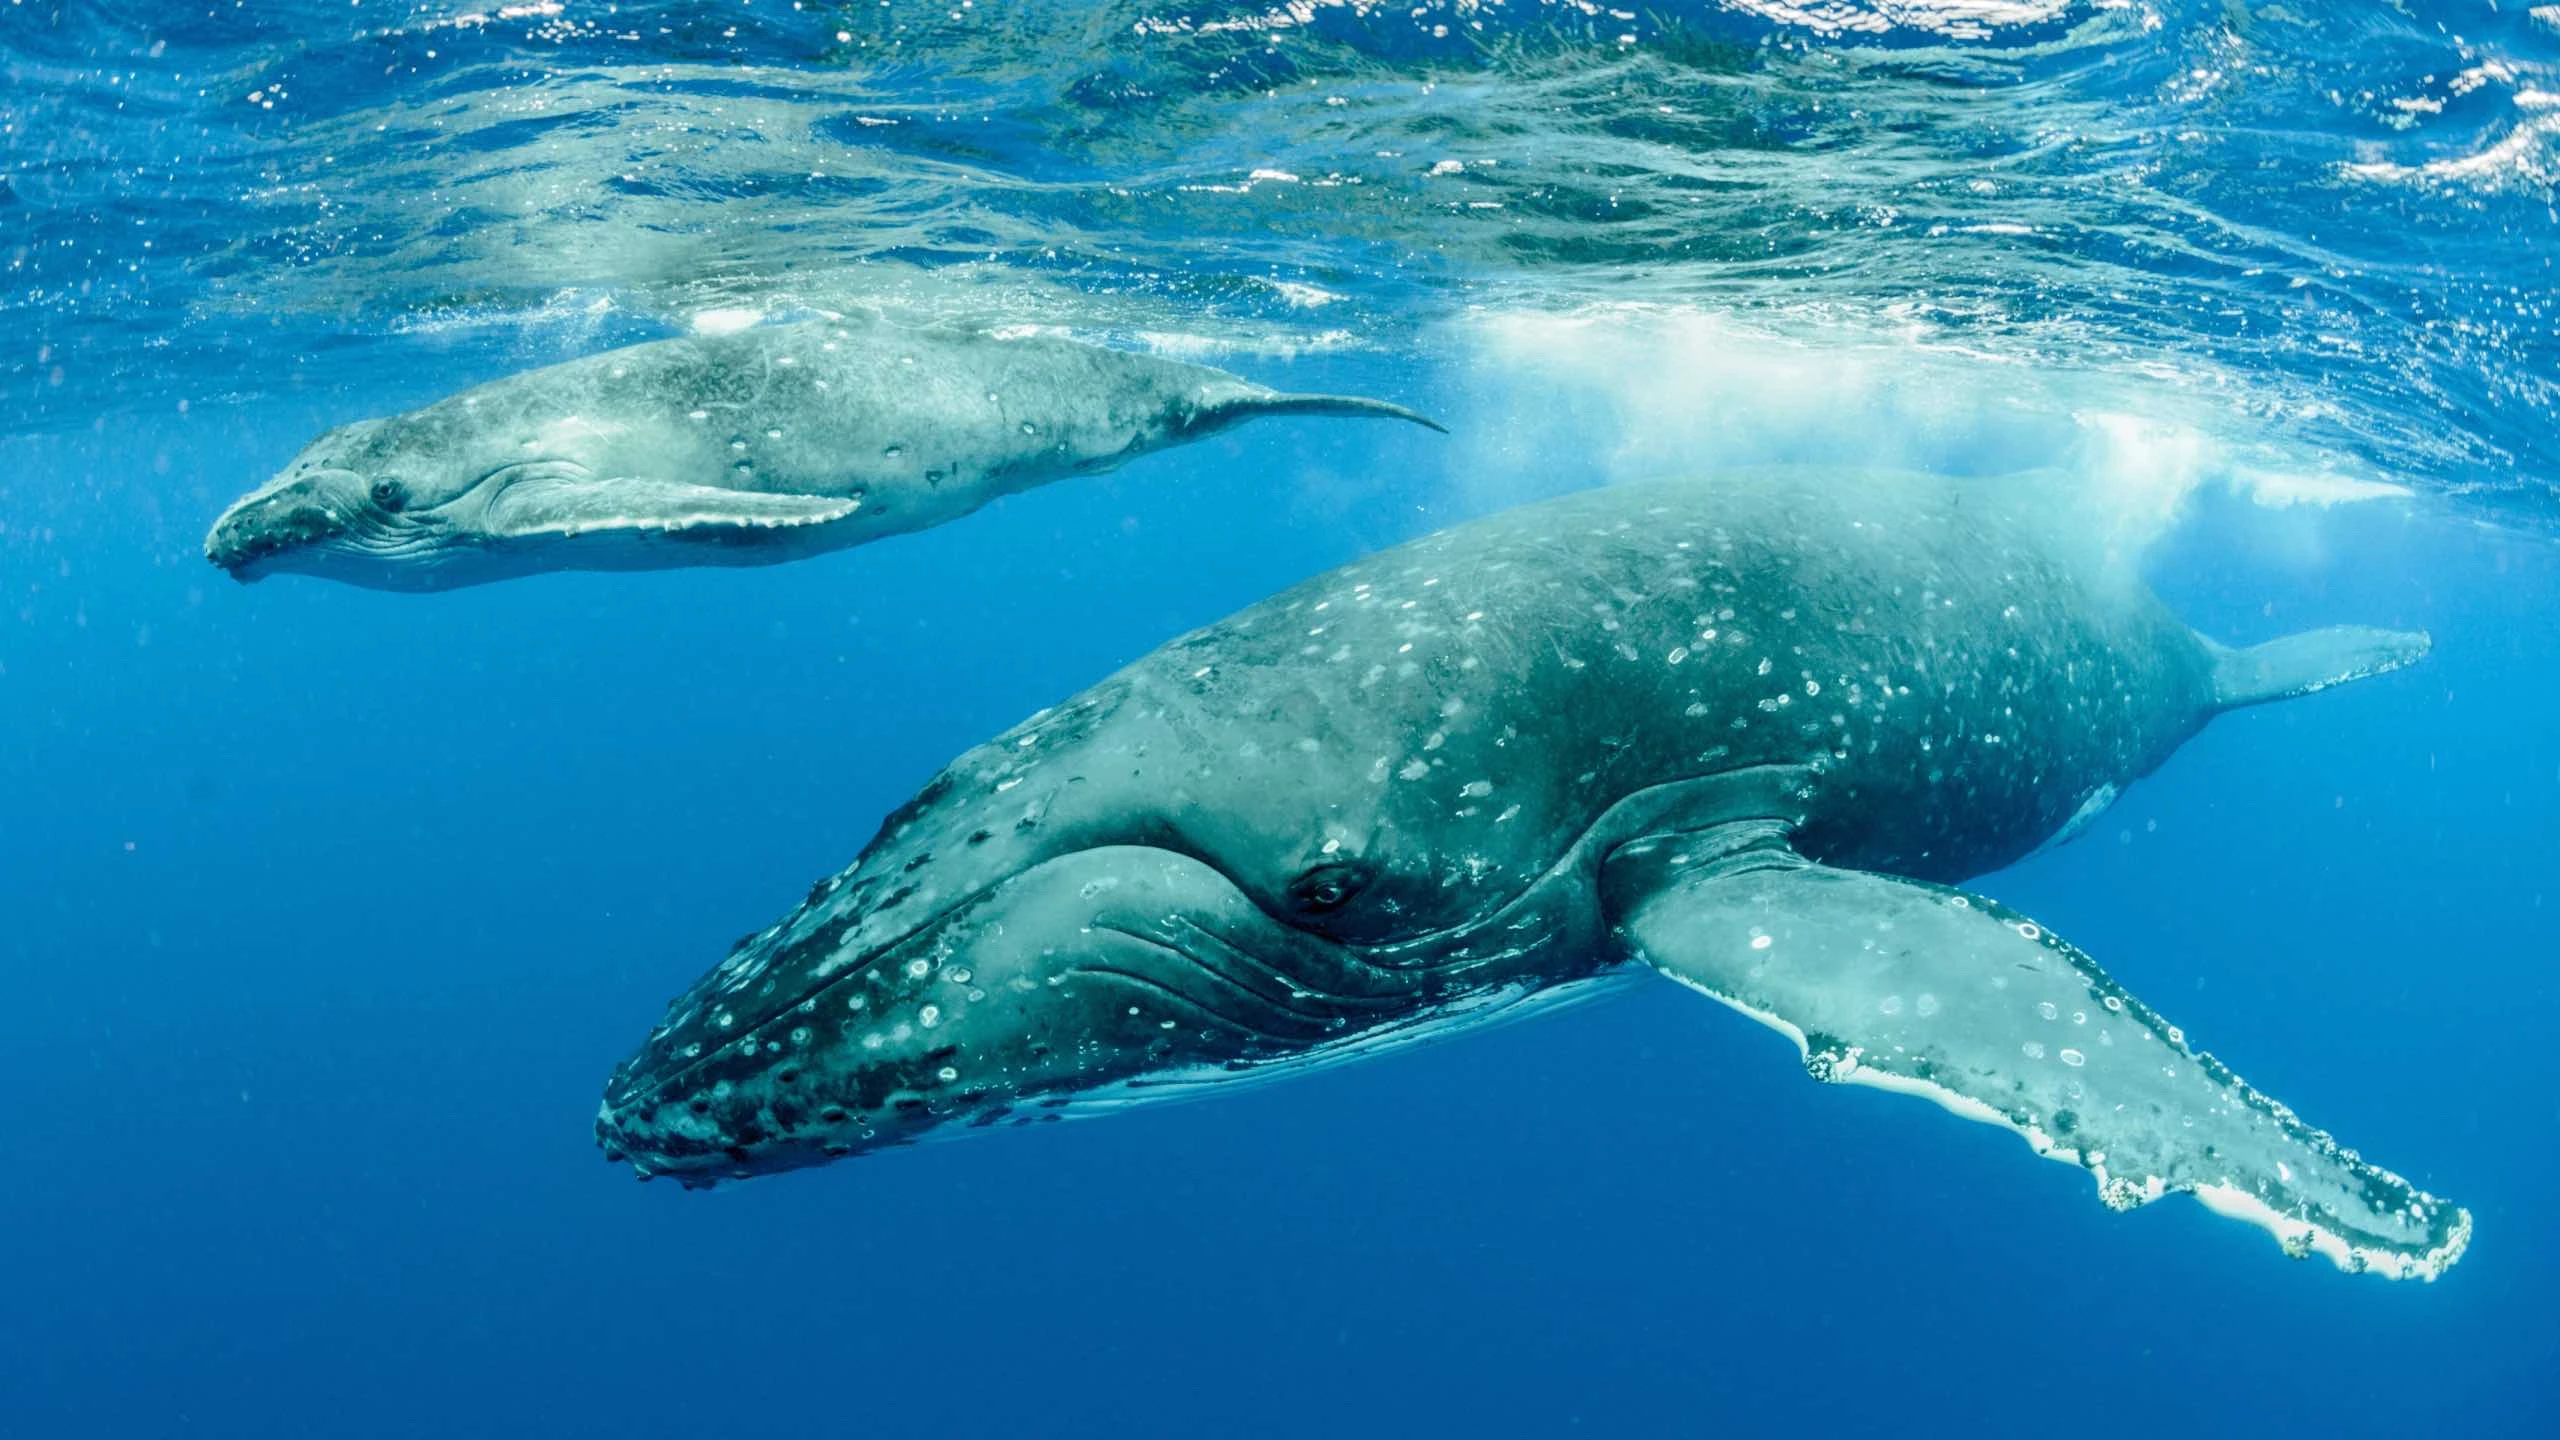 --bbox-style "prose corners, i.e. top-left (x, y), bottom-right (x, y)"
top-left (483, 474), bottom-right (861, 543)
top-left (1601, 832), bottom-right (2470, 1280)
top-left (1180, 384), bottom-right (1449, 436)
top-left (2206, 625), bottom-right (2431, 710)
